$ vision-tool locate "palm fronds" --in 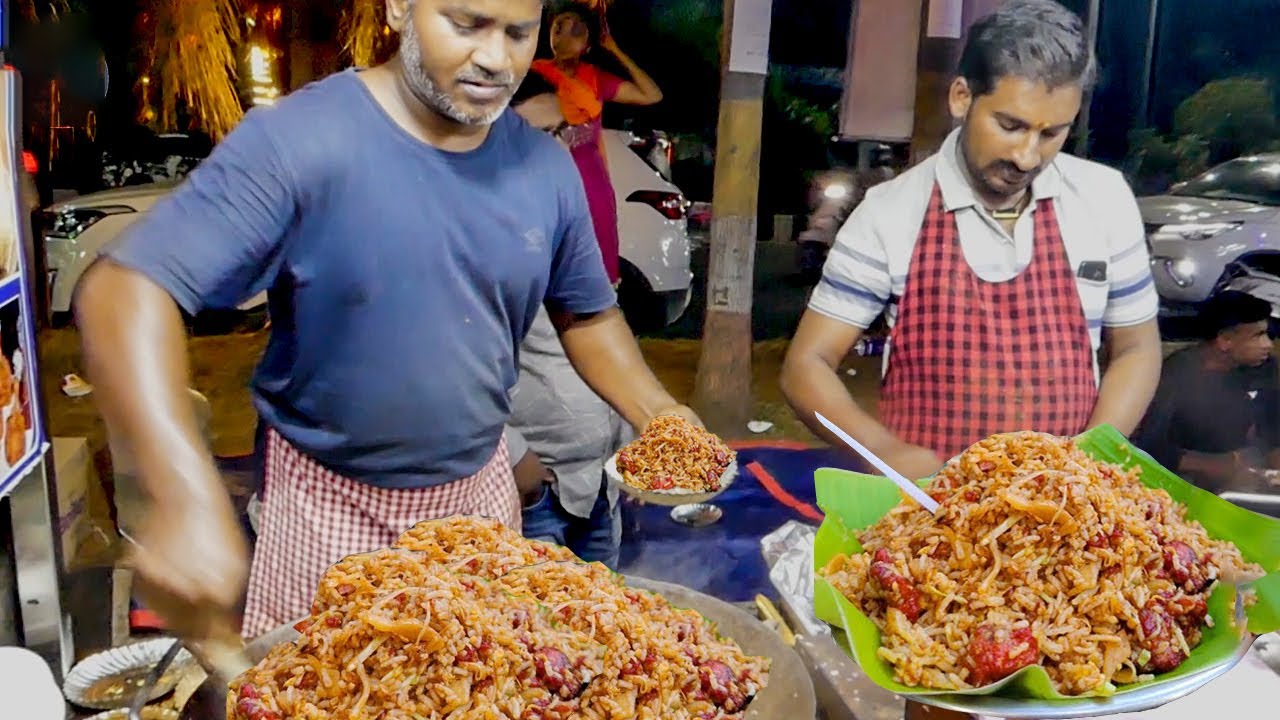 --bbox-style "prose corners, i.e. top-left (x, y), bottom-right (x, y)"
top-left (342, 0), bottom-right (388, 68)
top-left (141, 0), bottom-right (244, 139)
